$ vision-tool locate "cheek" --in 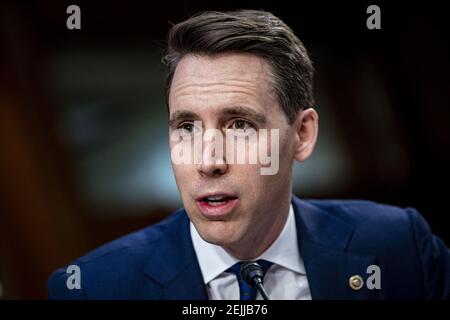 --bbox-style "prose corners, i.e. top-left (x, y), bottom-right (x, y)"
top-left (234, 167), bottom-right (271, 201)
top-left (172, 164), bottom-right (195, 192)
top-left (259, 133), bottom-right (293, 189)
top-left (276, 127), bottom-right (295, 159)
